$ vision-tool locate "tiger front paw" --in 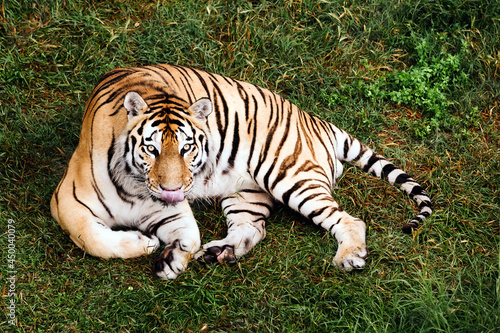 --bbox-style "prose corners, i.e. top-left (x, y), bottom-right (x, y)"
top-left (153, 240), bottom-right (192, 280)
